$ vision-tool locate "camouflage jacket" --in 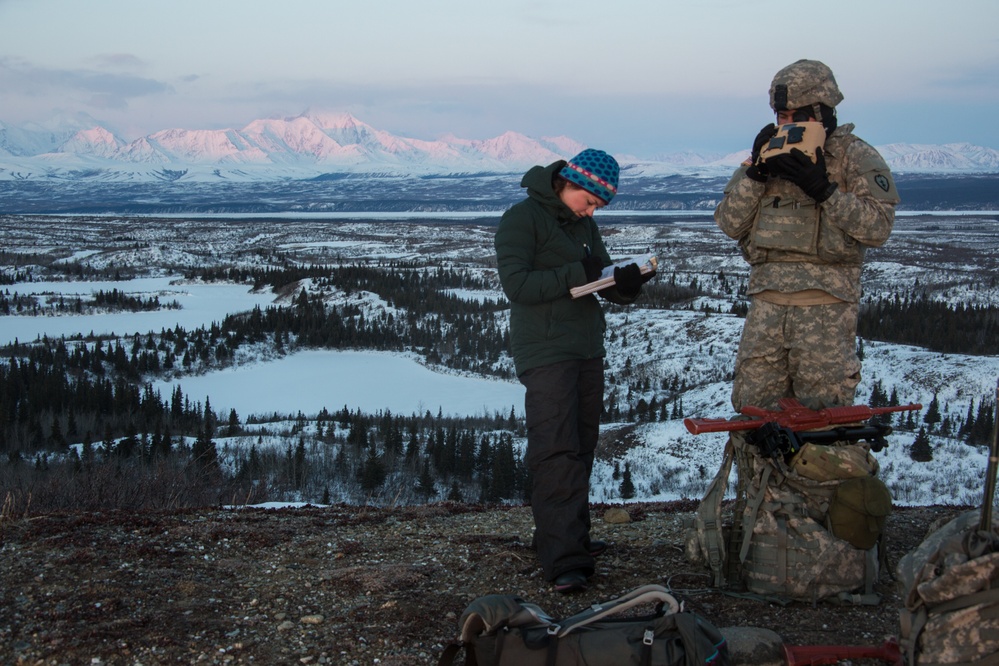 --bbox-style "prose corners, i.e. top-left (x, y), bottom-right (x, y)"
top-left (714, 124), bottom-right (899, 302)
